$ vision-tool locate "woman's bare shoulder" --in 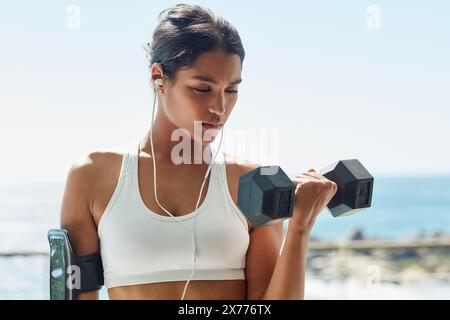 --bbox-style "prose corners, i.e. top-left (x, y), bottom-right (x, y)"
top-left (223, 152), bottom-right (261, 176)
top-left (69, 143), bottom-right (131, 197)
top-left (81, 141), bottom-right (136, 172)
top-left (72, 148), bottom-right (122, 177)
top-left (223, 153), bottom-right (262, 233)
